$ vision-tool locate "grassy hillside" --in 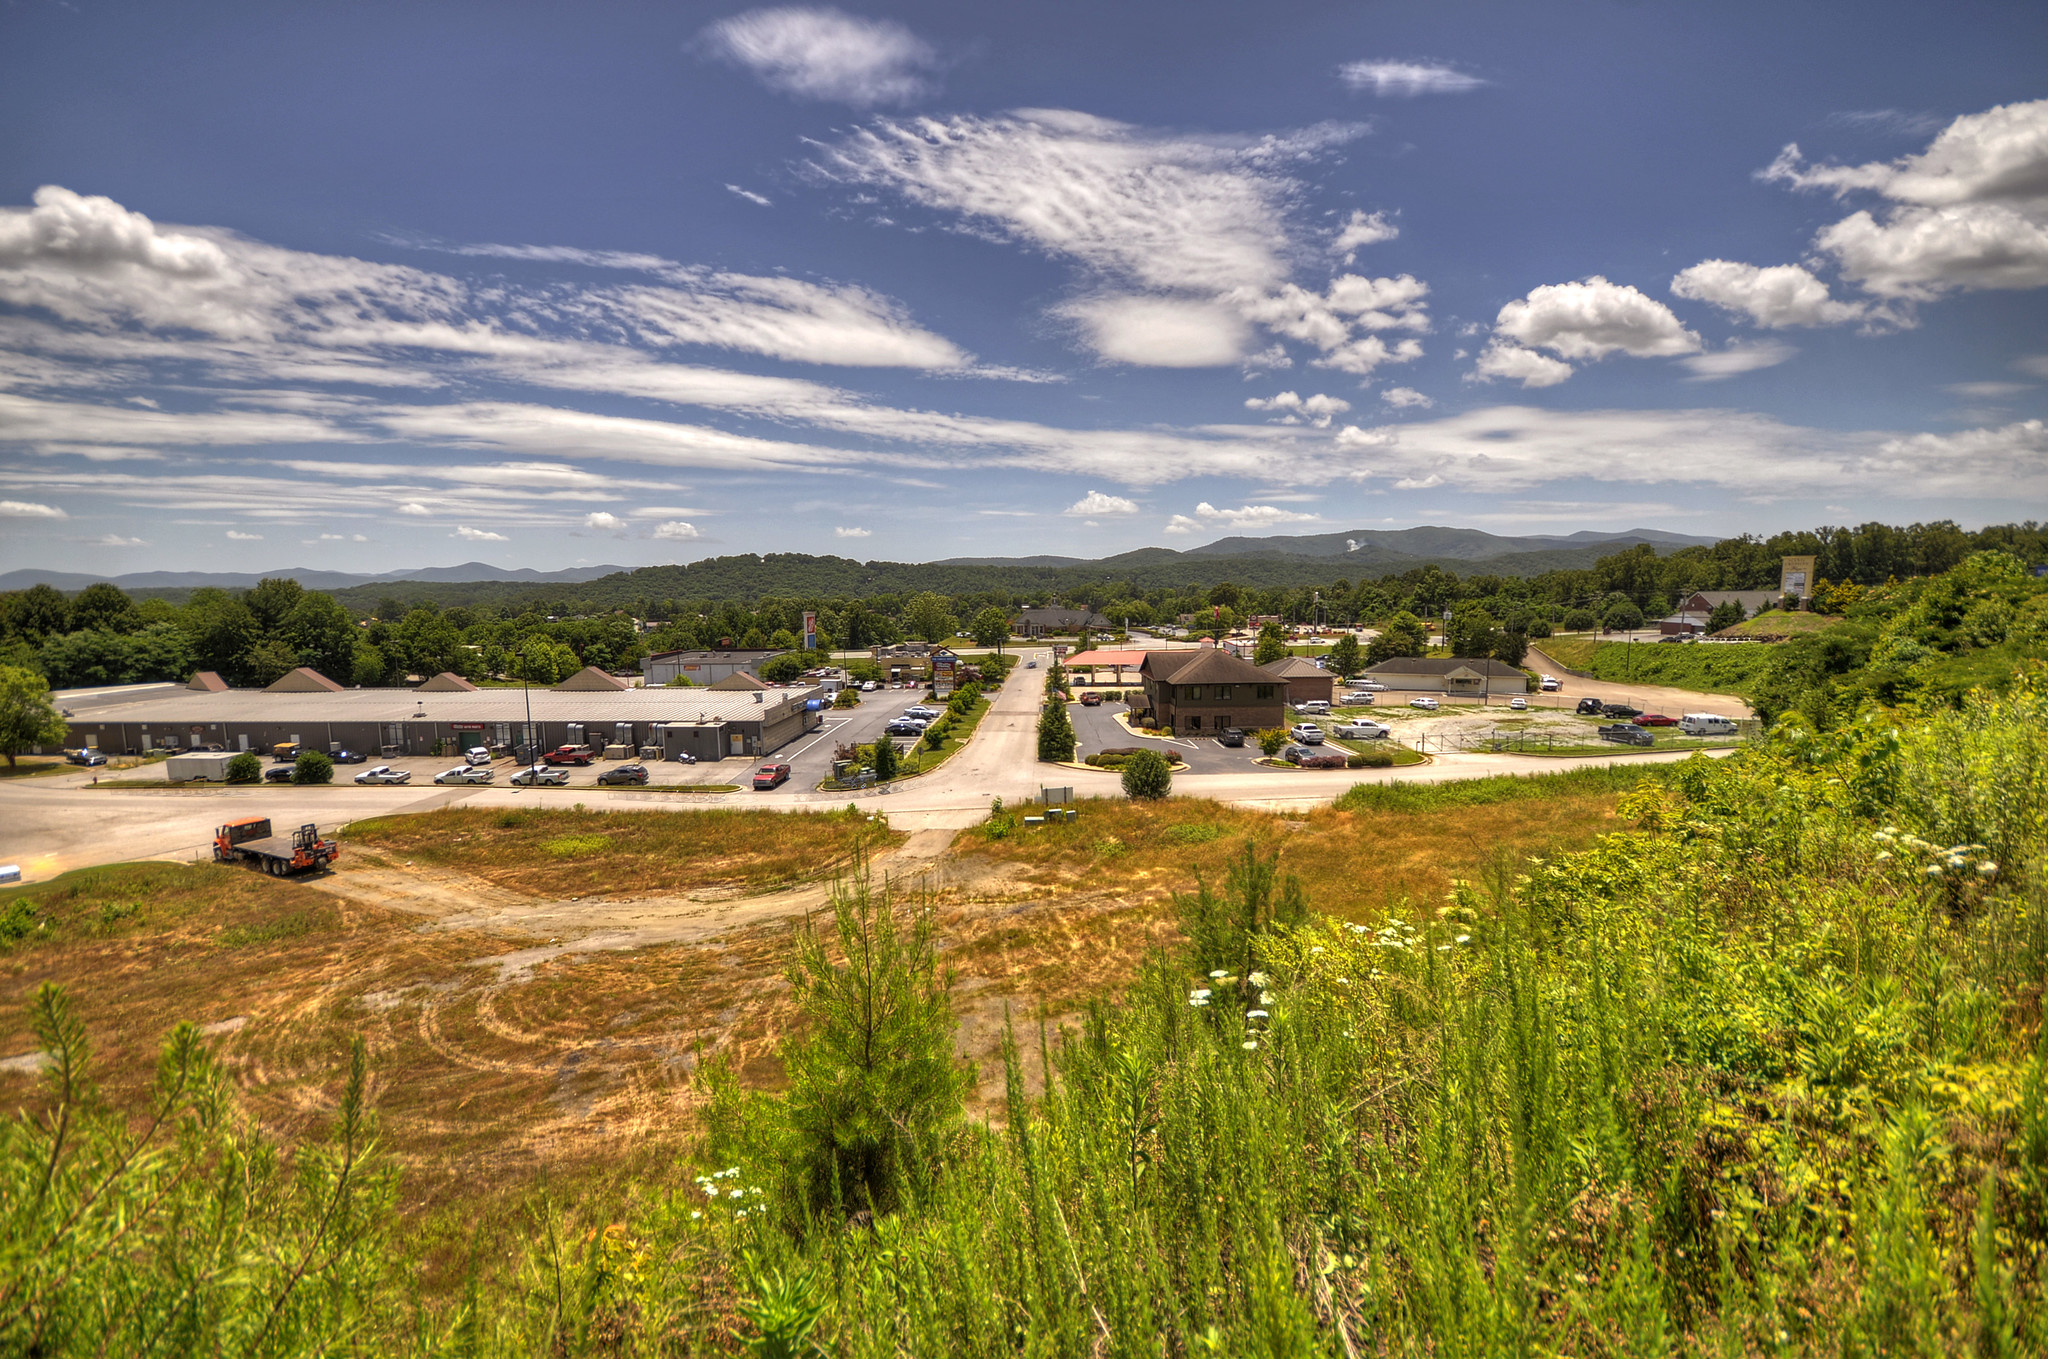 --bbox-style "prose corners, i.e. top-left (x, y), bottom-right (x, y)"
top-left (1535, 637), bottom-right (1775, 695)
